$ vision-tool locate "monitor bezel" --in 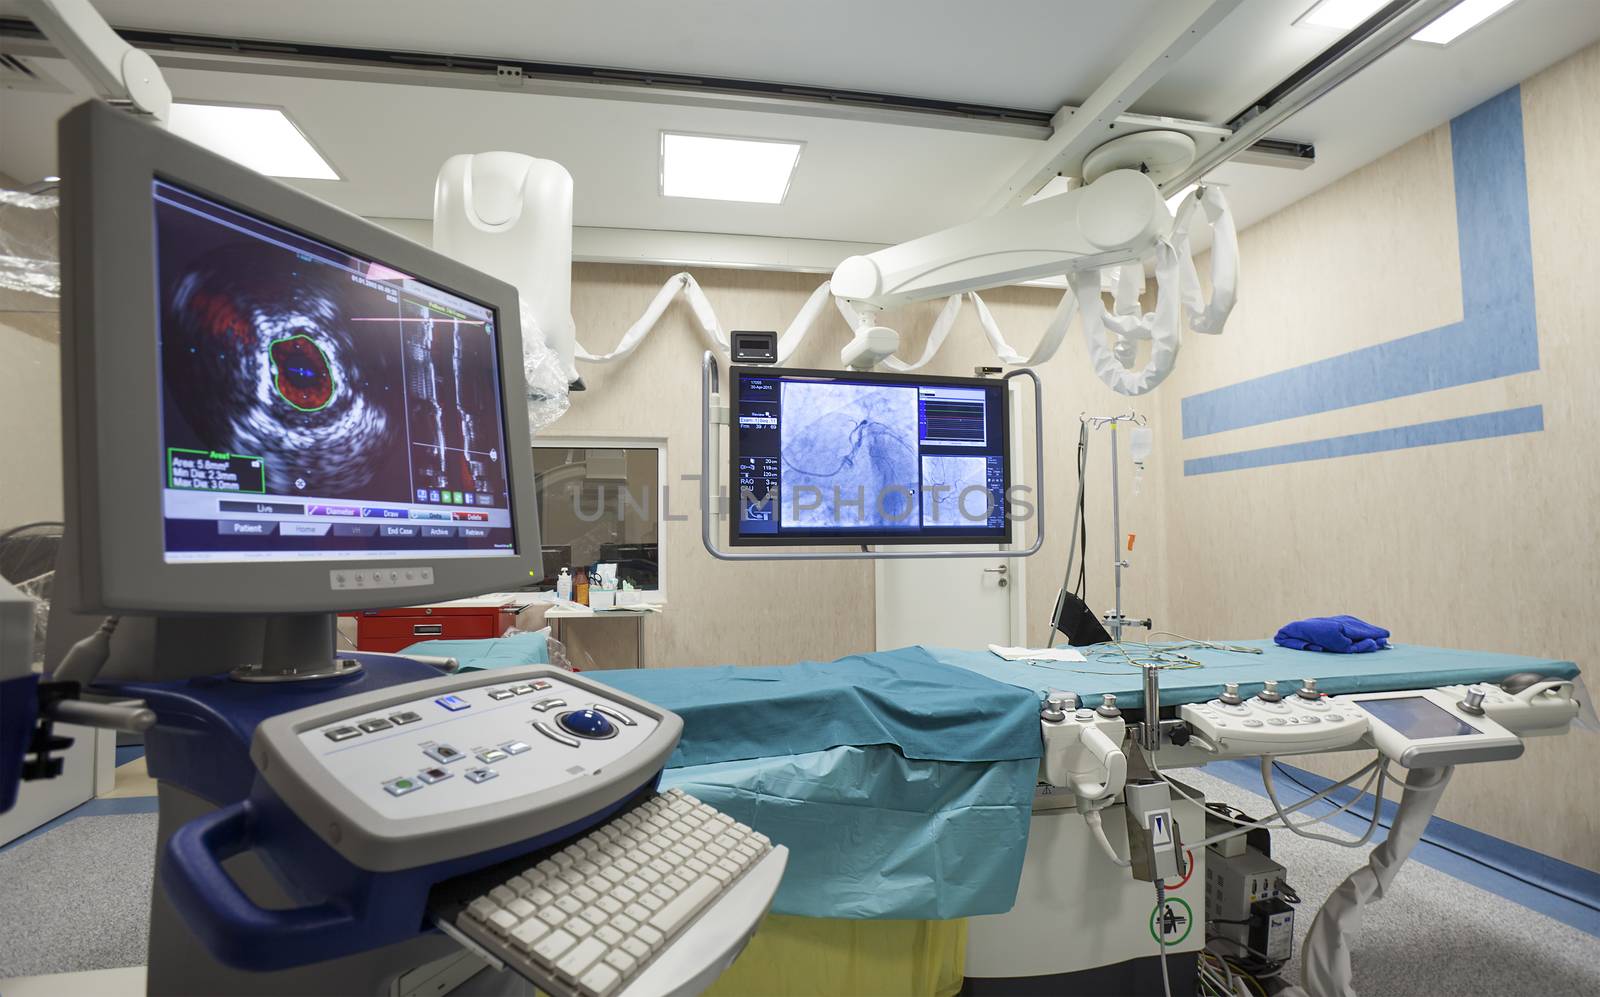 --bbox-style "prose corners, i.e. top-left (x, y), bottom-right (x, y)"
top-left (59, 100), bottom-right (540, 614)
top-left (726, 363), bottom-right (1014, 548)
